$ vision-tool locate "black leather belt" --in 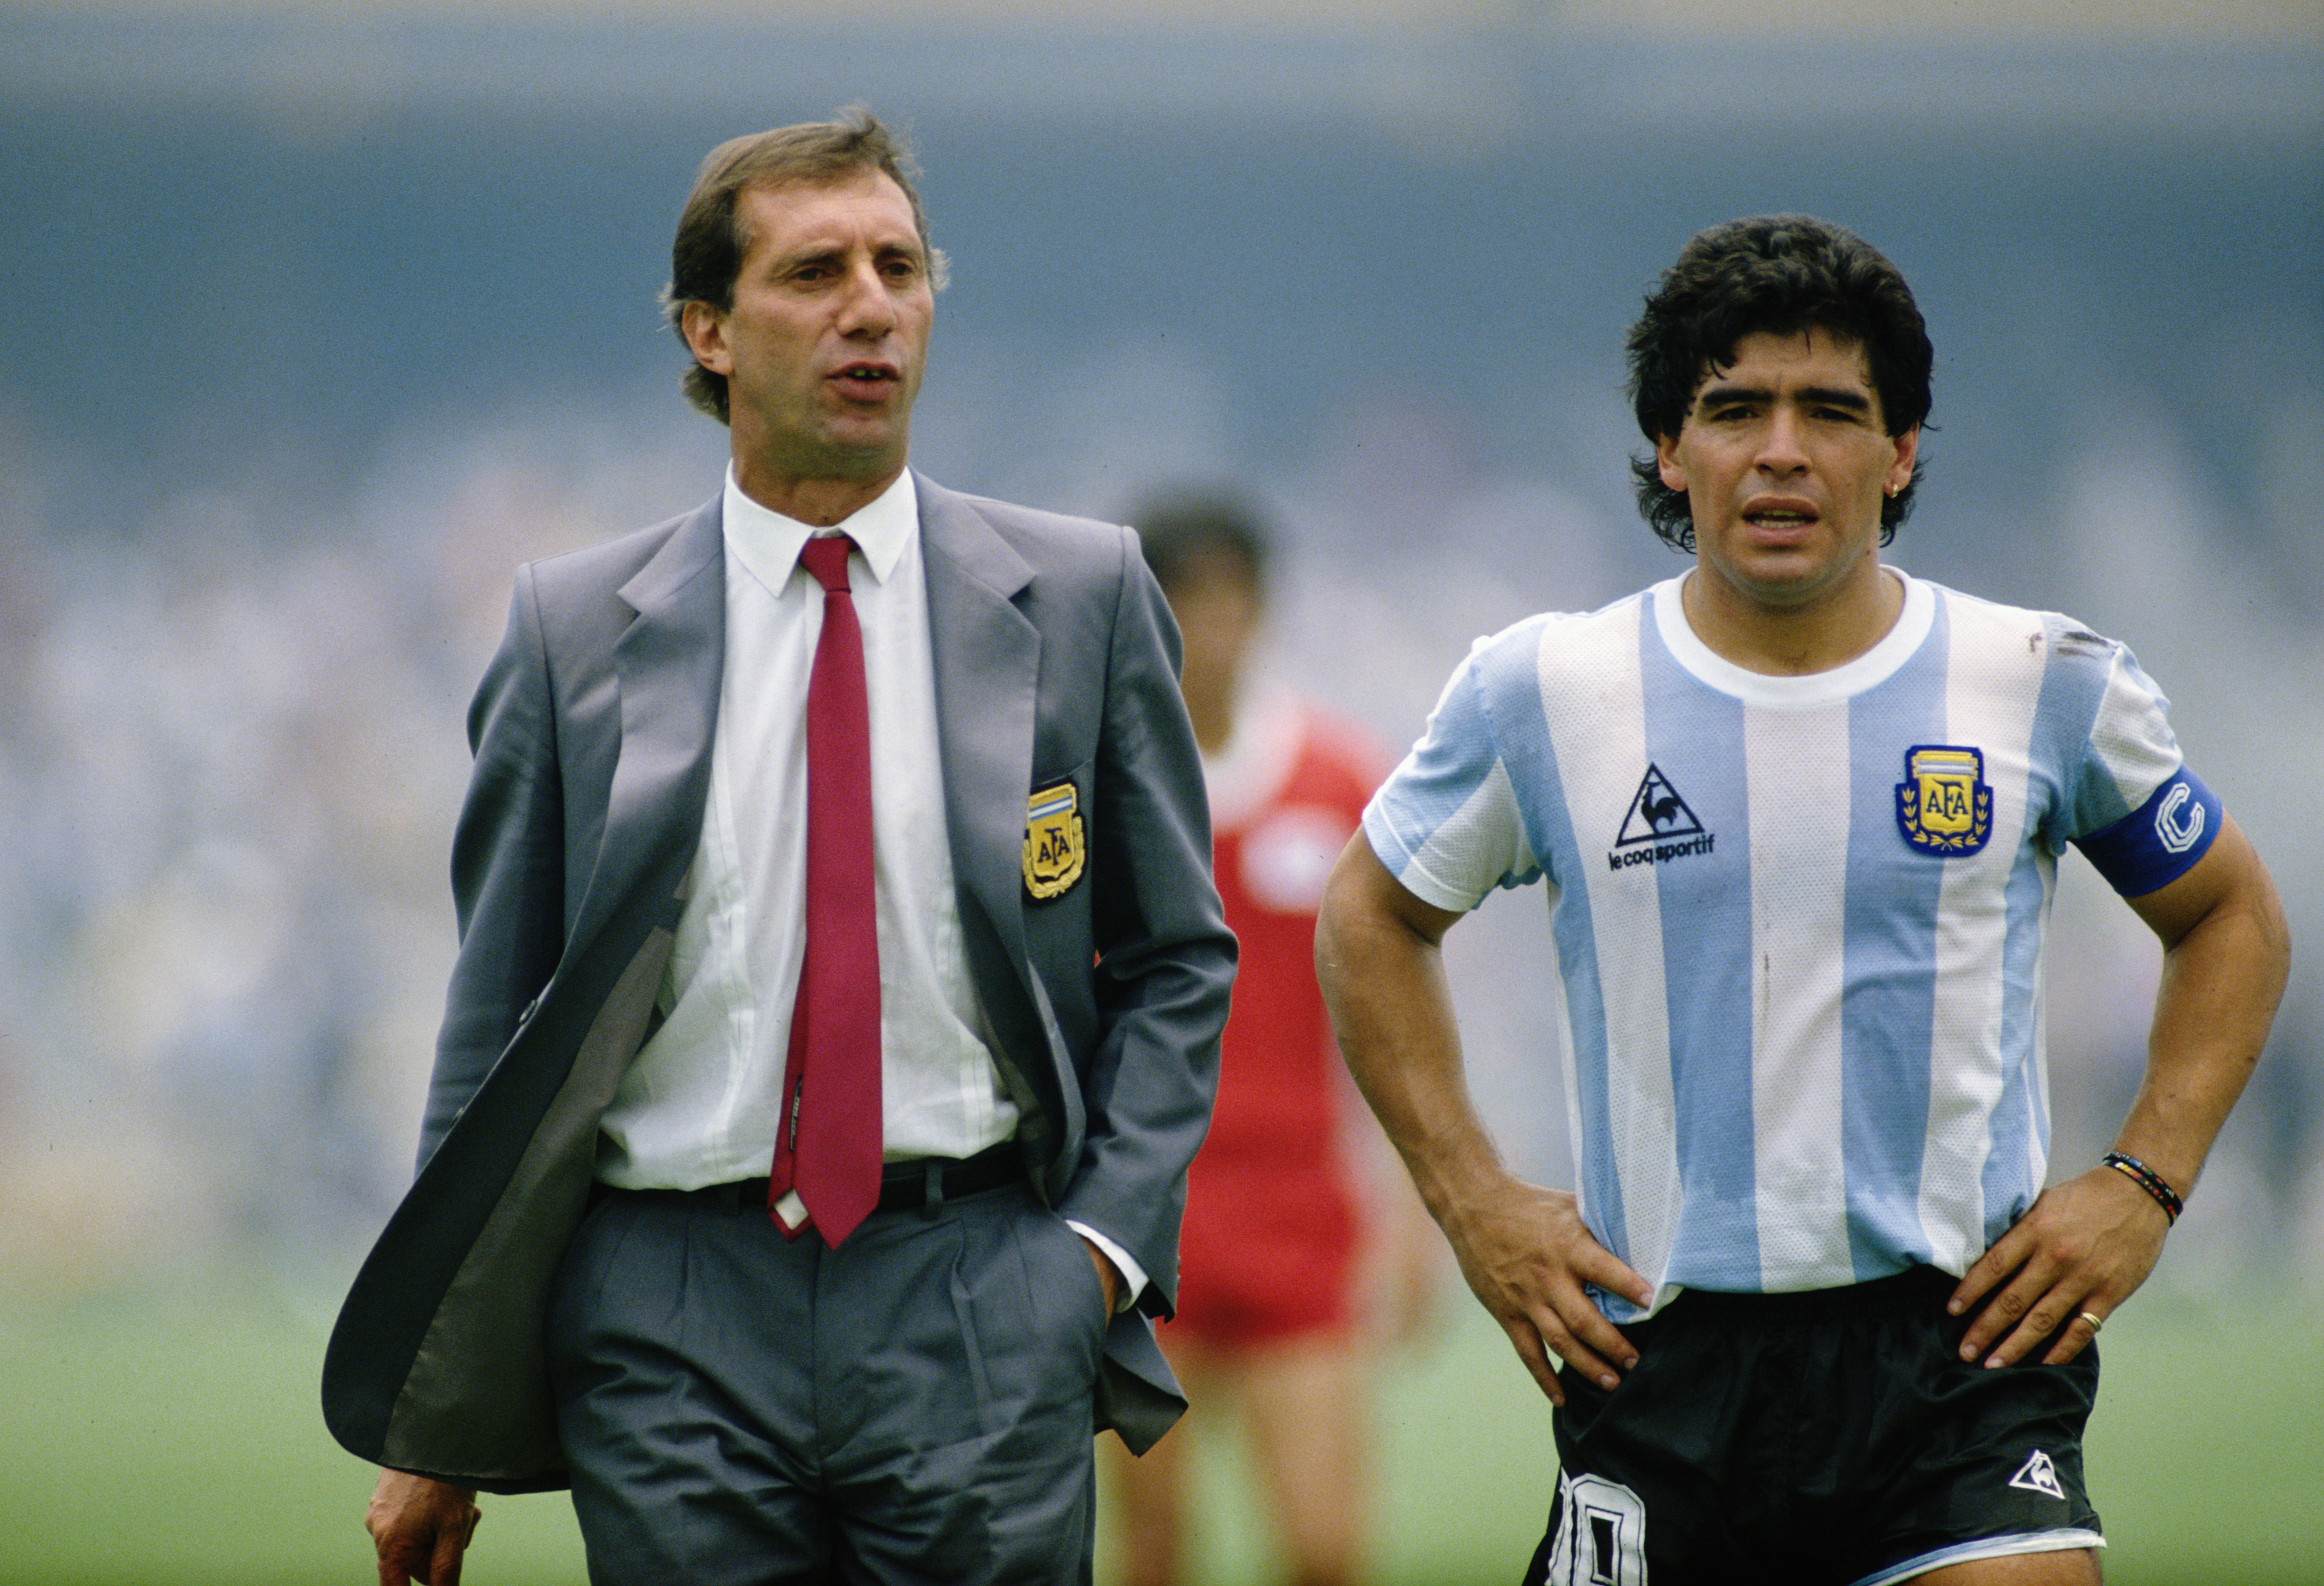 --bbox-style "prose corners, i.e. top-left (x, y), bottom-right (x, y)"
top-left (678, 1140), bottom-right (1023, 1217)
top-left (873, 1141), bottom-right (1023, 1212)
